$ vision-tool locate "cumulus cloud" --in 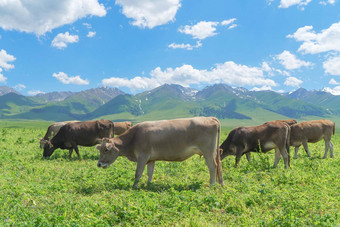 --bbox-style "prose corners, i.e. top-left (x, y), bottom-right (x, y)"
top-left (115, 0), bottom-right (181, 29)
top-left (323, 86), bottom-right (340, 95)
top-left (284, 76), bottom-right (303, 87)
top-left (323, 56), bottom-right (340, 76)
top-left (53, 72), bottom-right (89, 85)
top-left (28, 90), bottom-right (45, 96)
top-left (320, 0), bottom-right (336, 5)
top-left (0, 0), bottom-right (106, 36)
top-left (14, 84), bottom-right (26, 91)
top-left (168, 41), bottom-right (202, 50)
top-left (221, 18), bottom-right (238, 29)
top-left (179, 21), bottom-right (219, 40)
top-left (287, 22), bottom-right (340, 54)
top-left (276, 50), bottom-right (312, 70)
top-left (329, 78), bottom-right (340, 85)
top-left (87, 31), bottom-right (96, 38)
top-left (0, 49), bottom-right (16, 70)
top-left (0, 68), bottom-right (6, 83)
top-left (279, 0), bottom-right (312, 8)
top-left (51, 32), bottom-right (79, 49)
top-left (102, 61), bottom-right (277, 92)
